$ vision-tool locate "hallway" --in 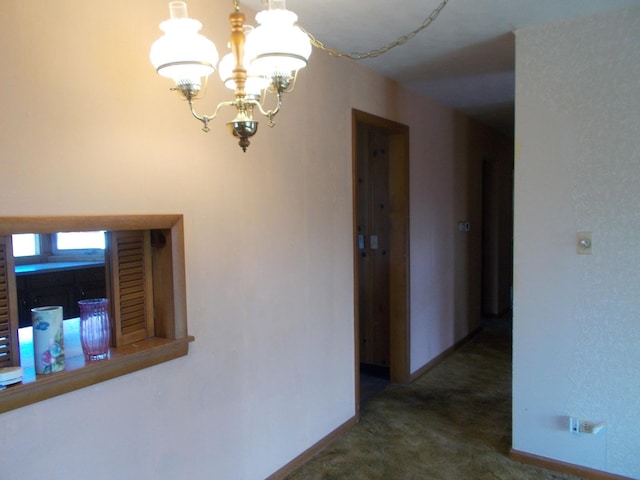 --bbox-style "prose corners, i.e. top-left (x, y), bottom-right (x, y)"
top-left (286, 319), bottom-right (582, 479)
